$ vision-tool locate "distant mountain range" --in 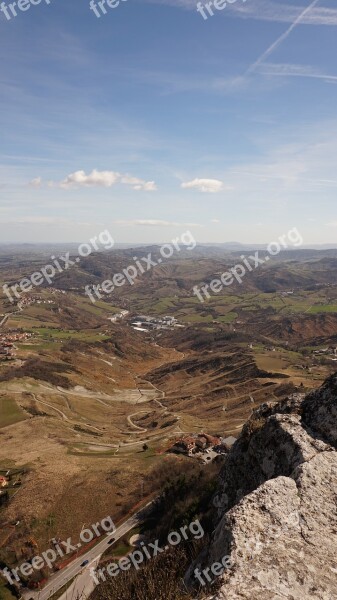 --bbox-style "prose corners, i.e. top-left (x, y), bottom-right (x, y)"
top-left (1, 242), bottom-right (337, 254)
top-left (199, 242), bottom-right (337, 251)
